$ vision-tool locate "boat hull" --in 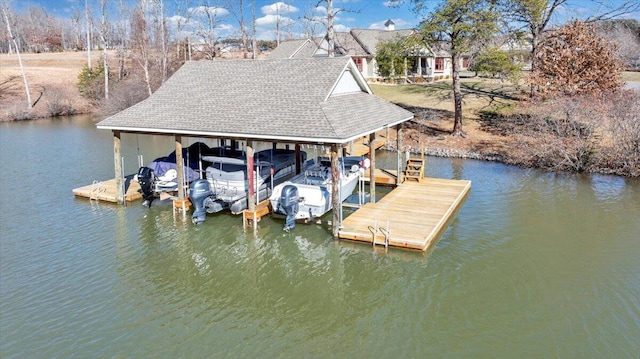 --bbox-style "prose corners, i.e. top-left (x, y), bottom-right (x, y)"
top-left (270, 156), bottom-right (364, 222)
